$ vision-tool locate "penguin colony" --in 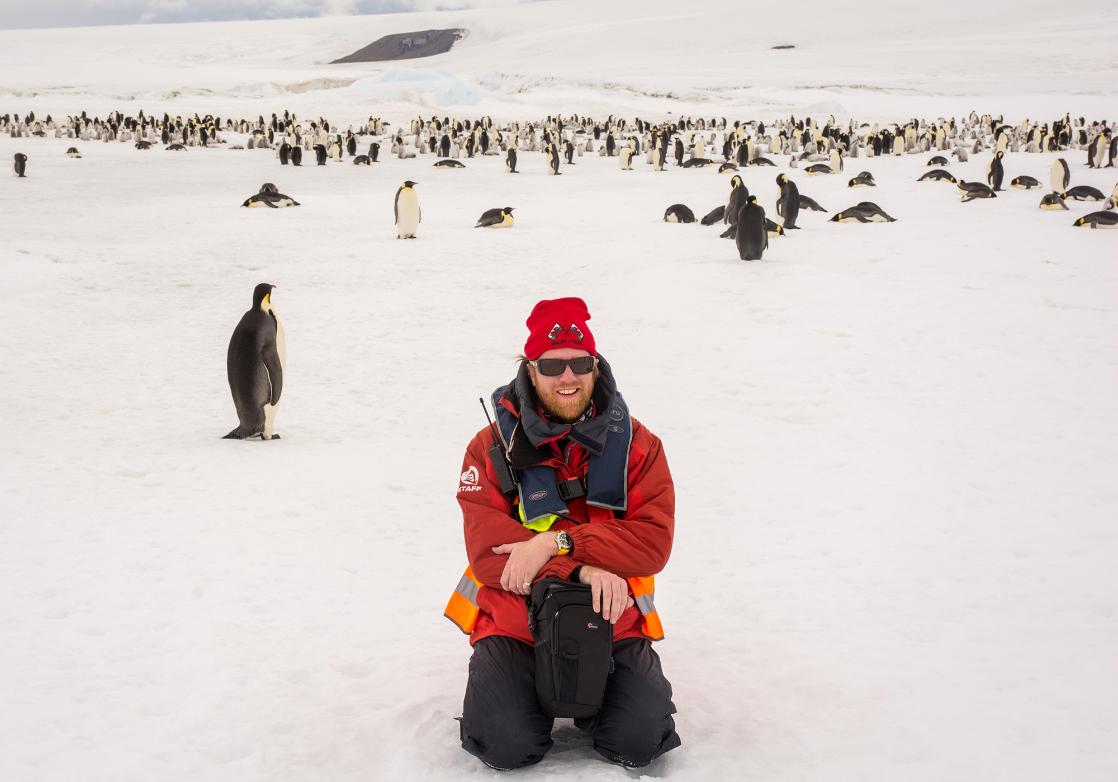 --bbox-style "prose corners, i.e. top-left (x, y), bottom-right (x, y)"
top-left (3, 109), bottom-right (1115, 436)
